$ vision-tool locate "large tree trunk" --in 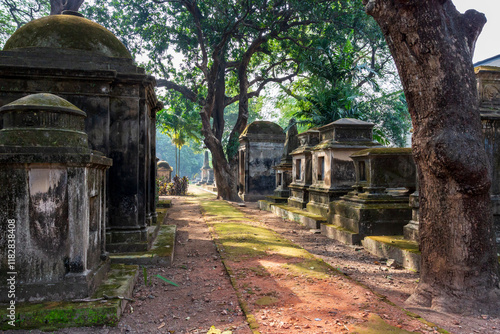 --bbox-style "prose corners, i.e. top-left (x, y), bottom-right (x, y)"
top-left (364, 0), bottom-right (499, 314)
top-left (200, 50), bottom-right (241, 202)
top-left (50, 0), bottom-right (84, 15)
